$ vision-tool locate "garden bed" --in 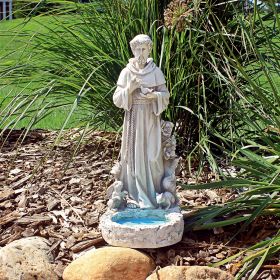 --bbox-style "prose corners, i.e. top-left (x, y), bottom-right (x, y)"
top-left (0, 129), bottom-right (279, 279)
